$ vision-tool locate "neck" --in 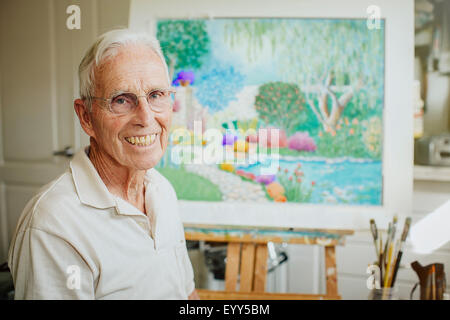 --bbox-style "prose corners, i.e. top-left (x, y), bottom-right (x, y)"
top-left (88, 139), bottom-right (147, 213)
